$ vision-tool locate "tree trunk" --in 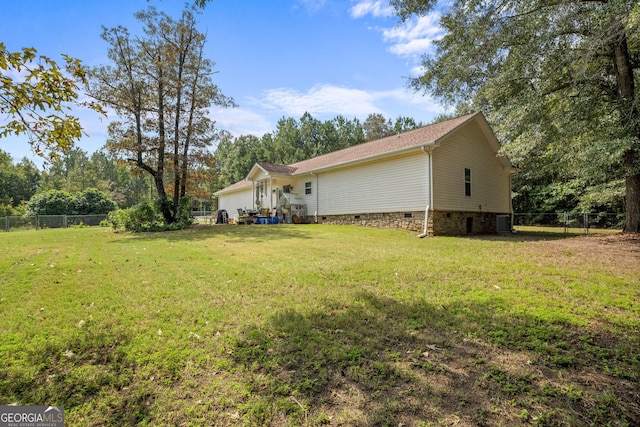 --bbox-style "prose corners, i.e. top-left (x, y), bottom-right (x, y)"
top-left (180, 143), bottom-right (189, 198)
top-left (624, 152), bottom-right (640, 233)
top-left (154, 171), bottom-right (172, 223)
top-left (612, 17), bottom-right (640, 233)
top-left (156, 57), bottom-right (175, 224)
